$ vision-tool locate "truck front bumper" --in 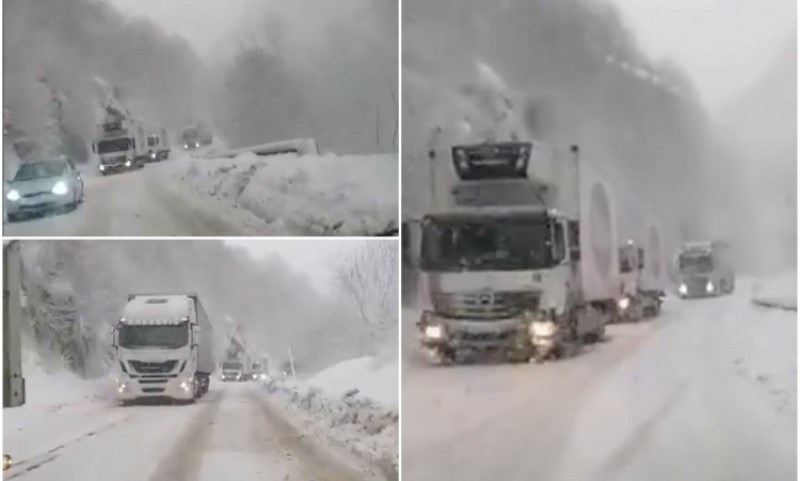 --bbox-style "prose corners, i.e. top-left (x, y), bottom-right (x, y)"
top-left (115, 375), bottom-right (195, 401)
top-left (420, 315), bottom-right (532, 352)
